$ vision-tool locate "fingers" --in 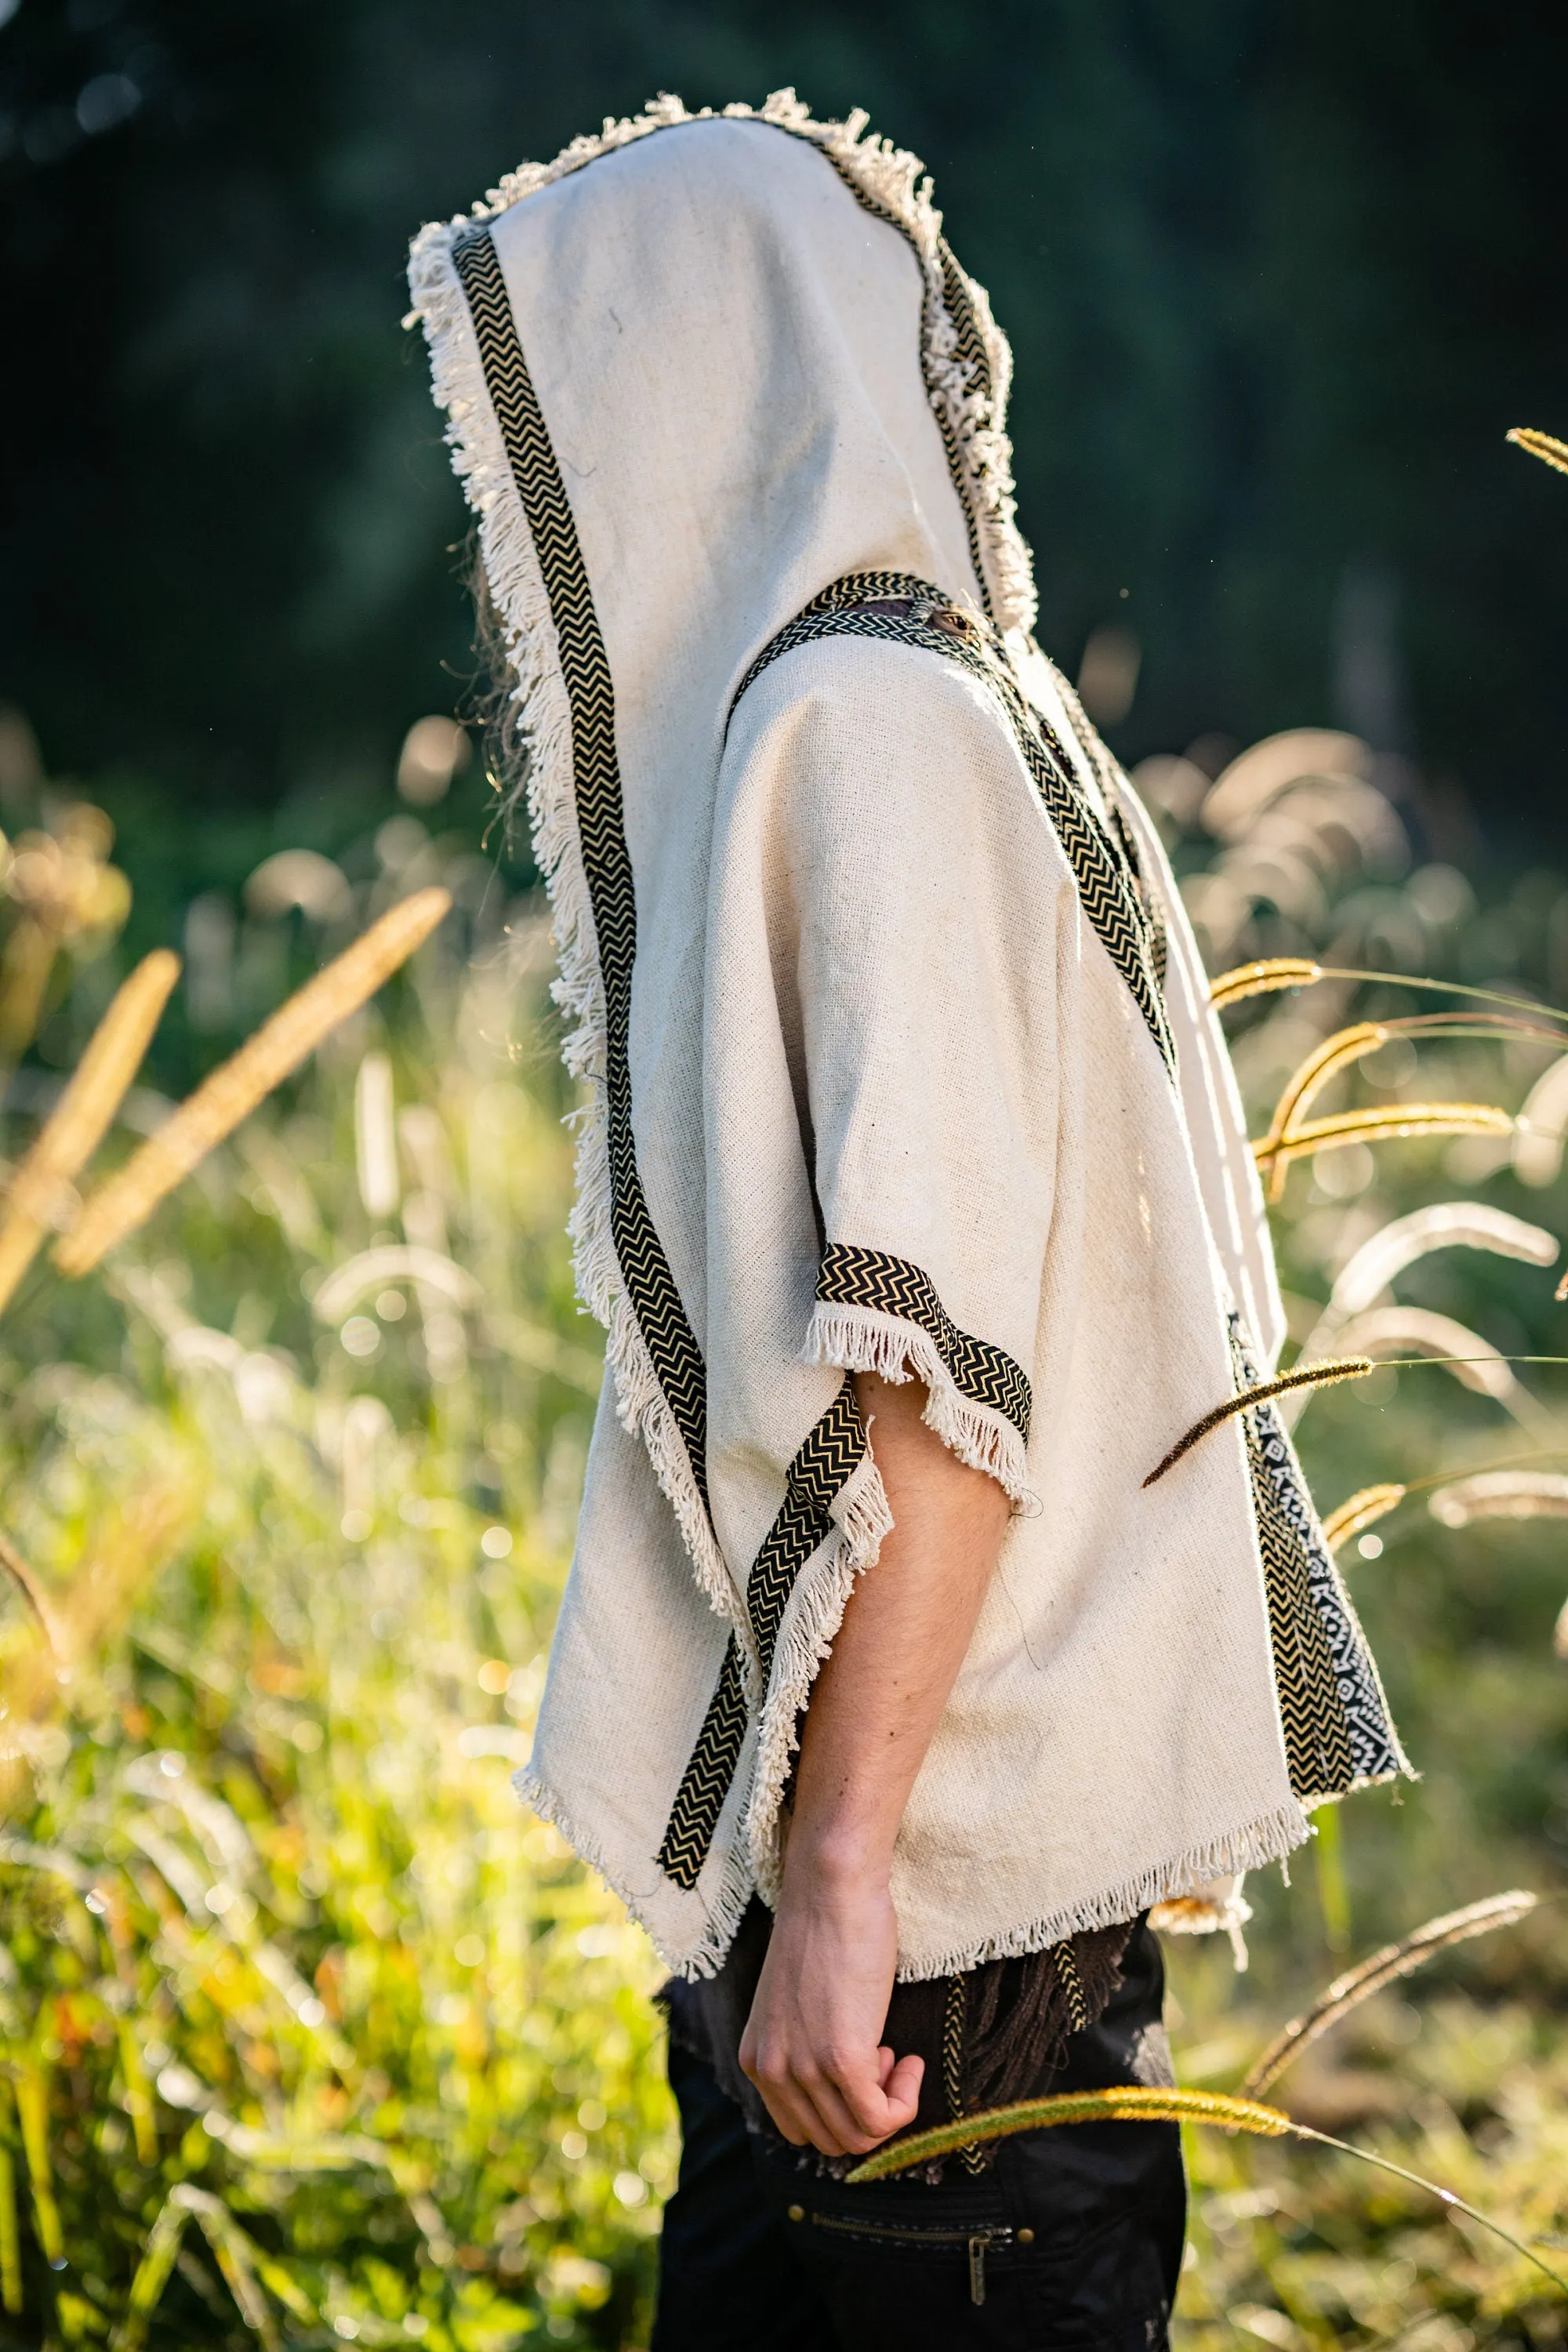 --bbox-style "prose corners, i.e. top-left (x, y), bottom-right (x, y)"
top-left (744, 2045), bottom-right (925, 2157)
